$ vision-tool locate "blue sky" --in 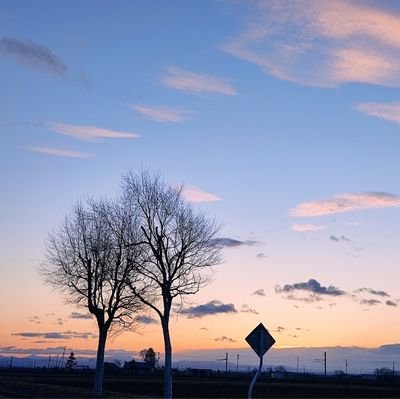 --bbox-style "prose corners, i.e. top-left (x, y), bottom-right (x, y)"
top-left (1, 0), bottom-right (400, 366)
